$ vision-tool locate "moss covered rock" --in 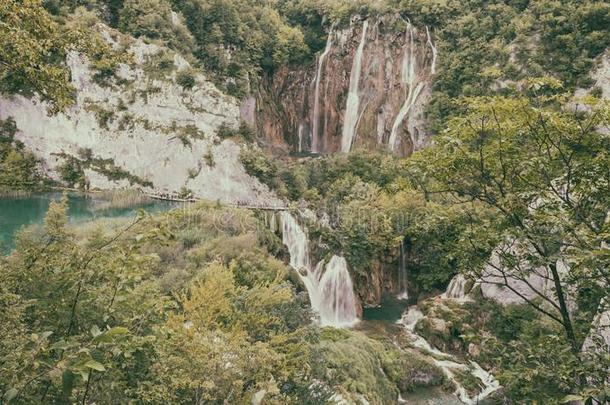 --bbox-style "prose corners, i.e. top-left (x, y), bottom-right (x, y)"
top-left (319, 328), bottom-right (445, 404)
